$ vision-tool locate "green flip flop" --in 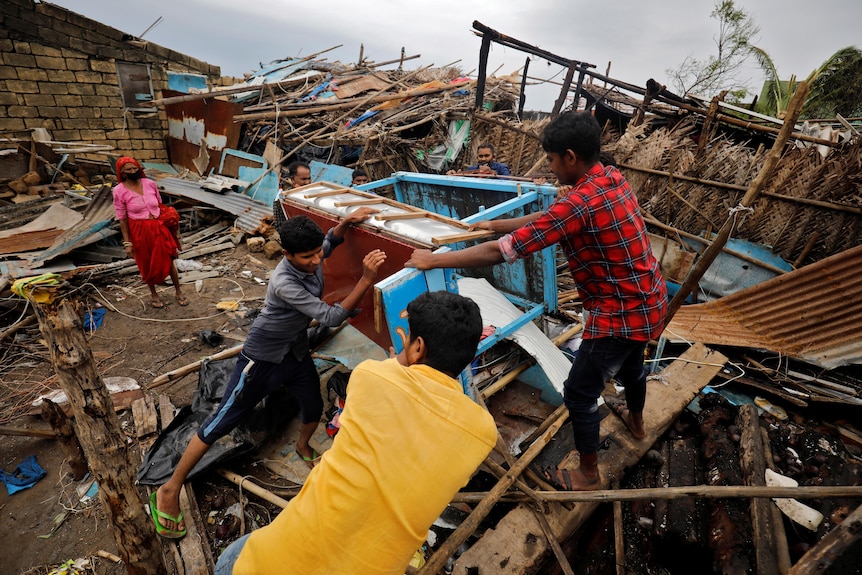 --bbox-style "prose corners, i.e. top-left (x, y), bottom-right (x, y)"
top-left (149, 492), bottom-right (187, 539)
